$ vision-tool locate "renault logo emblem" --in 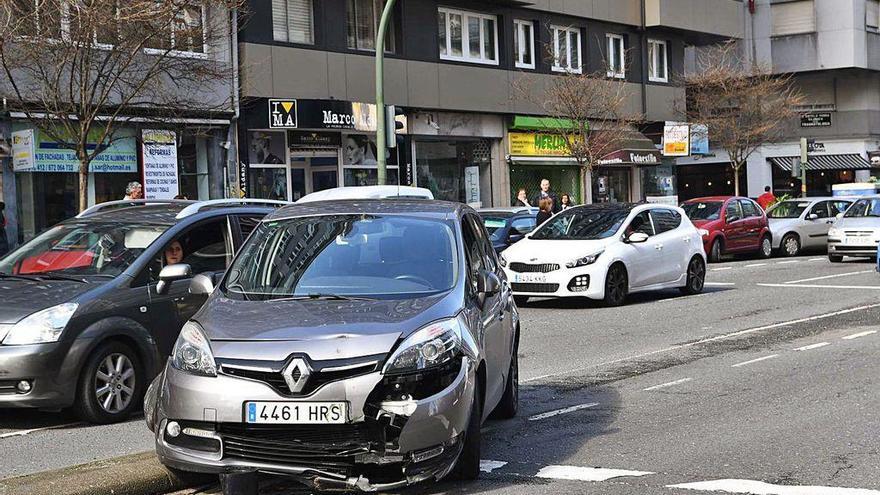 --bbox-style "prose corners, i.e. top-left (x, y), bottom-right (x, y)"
top-left (282, 357), bottom-right (311, 394)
